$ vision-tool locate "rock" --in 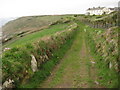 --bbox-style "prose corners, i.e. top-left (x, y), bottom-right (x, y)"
top-left (3, 48), bottom-right (11, 52)
top-left (3, 79), bottom-right (14, 88)
top-left (90, 61), bottom-right (95, 64)
top-left (94, 81), bottom-right (99, 85)
top-left (45, 55), bottom-right (49, 60)
top-left (31, 55), bottom-right (38, 72)
top-left (109, 62), bottom-right (112, 69)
